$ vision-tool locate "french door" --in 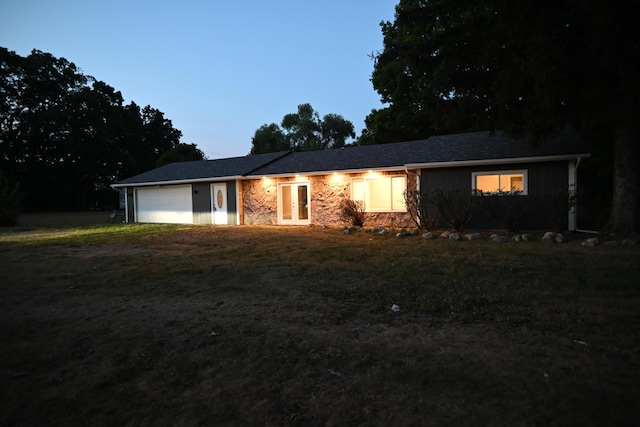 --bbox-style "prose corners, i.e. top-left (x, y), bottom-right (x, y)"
top-left (278, 182), bottom-right (310, 225)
